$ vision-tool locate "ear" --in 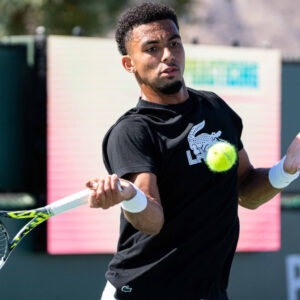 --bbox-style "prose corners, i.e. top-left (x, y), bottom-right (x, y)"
top-left (122, 55), bottom-right (136, 73)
